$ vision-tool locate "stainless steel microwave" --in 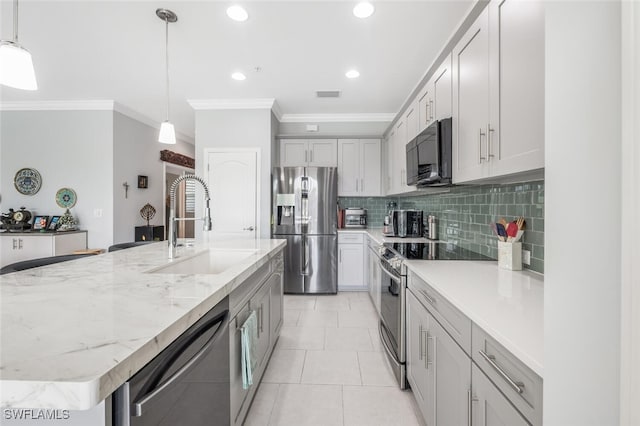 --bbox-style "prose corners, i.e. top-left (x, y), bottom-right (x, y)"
top-left (406, 118), bottom-right (452, 186)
